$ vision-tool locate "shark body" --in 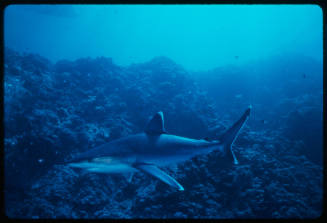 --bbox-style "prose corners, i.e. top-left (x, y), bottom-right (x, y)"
top-left (64, 106), bottom-right (251, 191)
